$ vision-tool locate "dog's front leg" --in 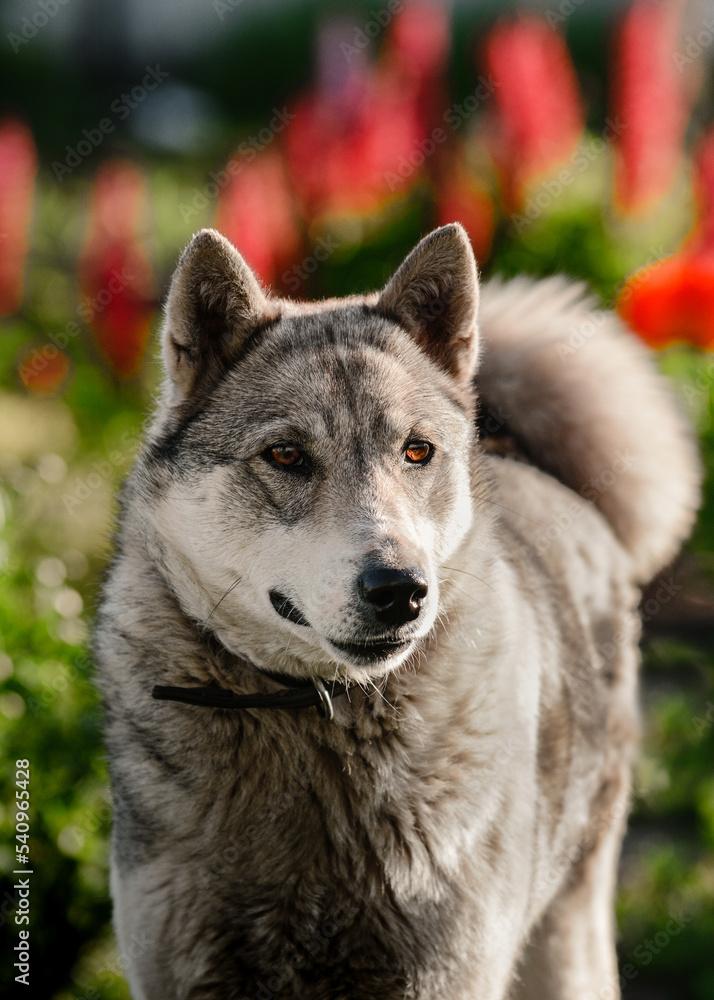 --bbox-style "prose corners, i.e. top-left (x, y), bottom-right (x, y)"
top-left (507, 800), bottom-right (626, 1000)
